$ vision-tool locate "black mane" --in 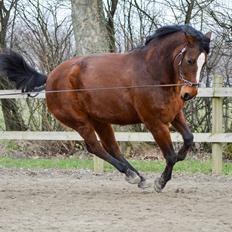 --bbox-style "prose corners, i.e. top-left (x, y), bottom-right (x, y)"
top-left (145, 25), bottom-right (210, 53)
